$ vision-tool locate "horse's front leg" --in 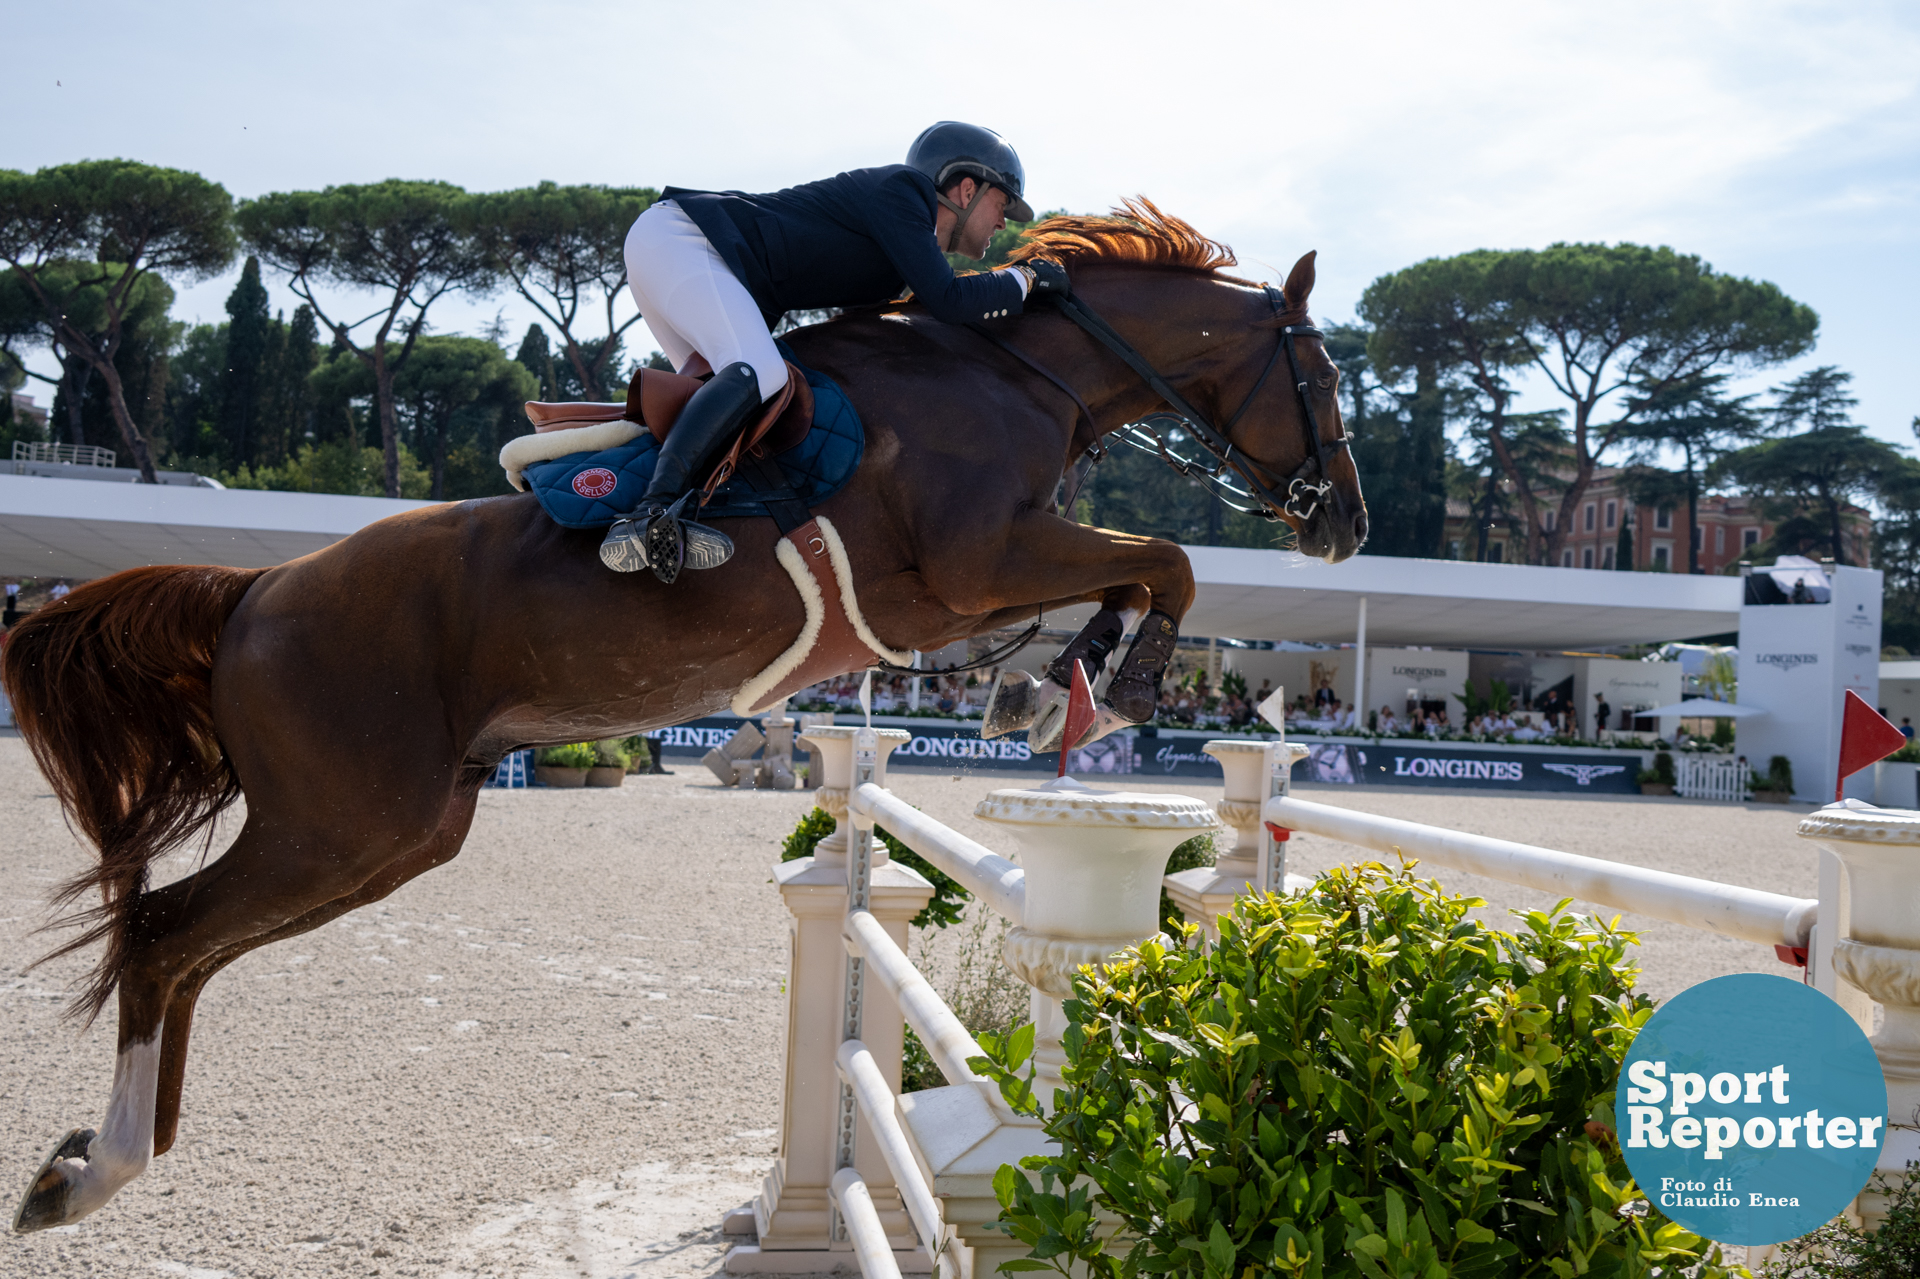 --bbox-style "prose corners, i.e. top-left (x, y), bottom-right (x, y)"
top-left (933, 512), bottom-right (1195, 747)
